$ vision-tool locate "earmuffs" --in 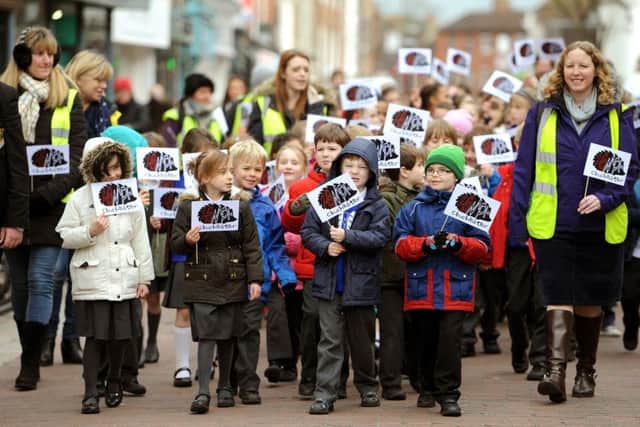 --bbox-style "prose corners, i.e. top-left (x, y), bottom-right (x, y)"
top-left (12, 27), bottom-right (61, 71)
